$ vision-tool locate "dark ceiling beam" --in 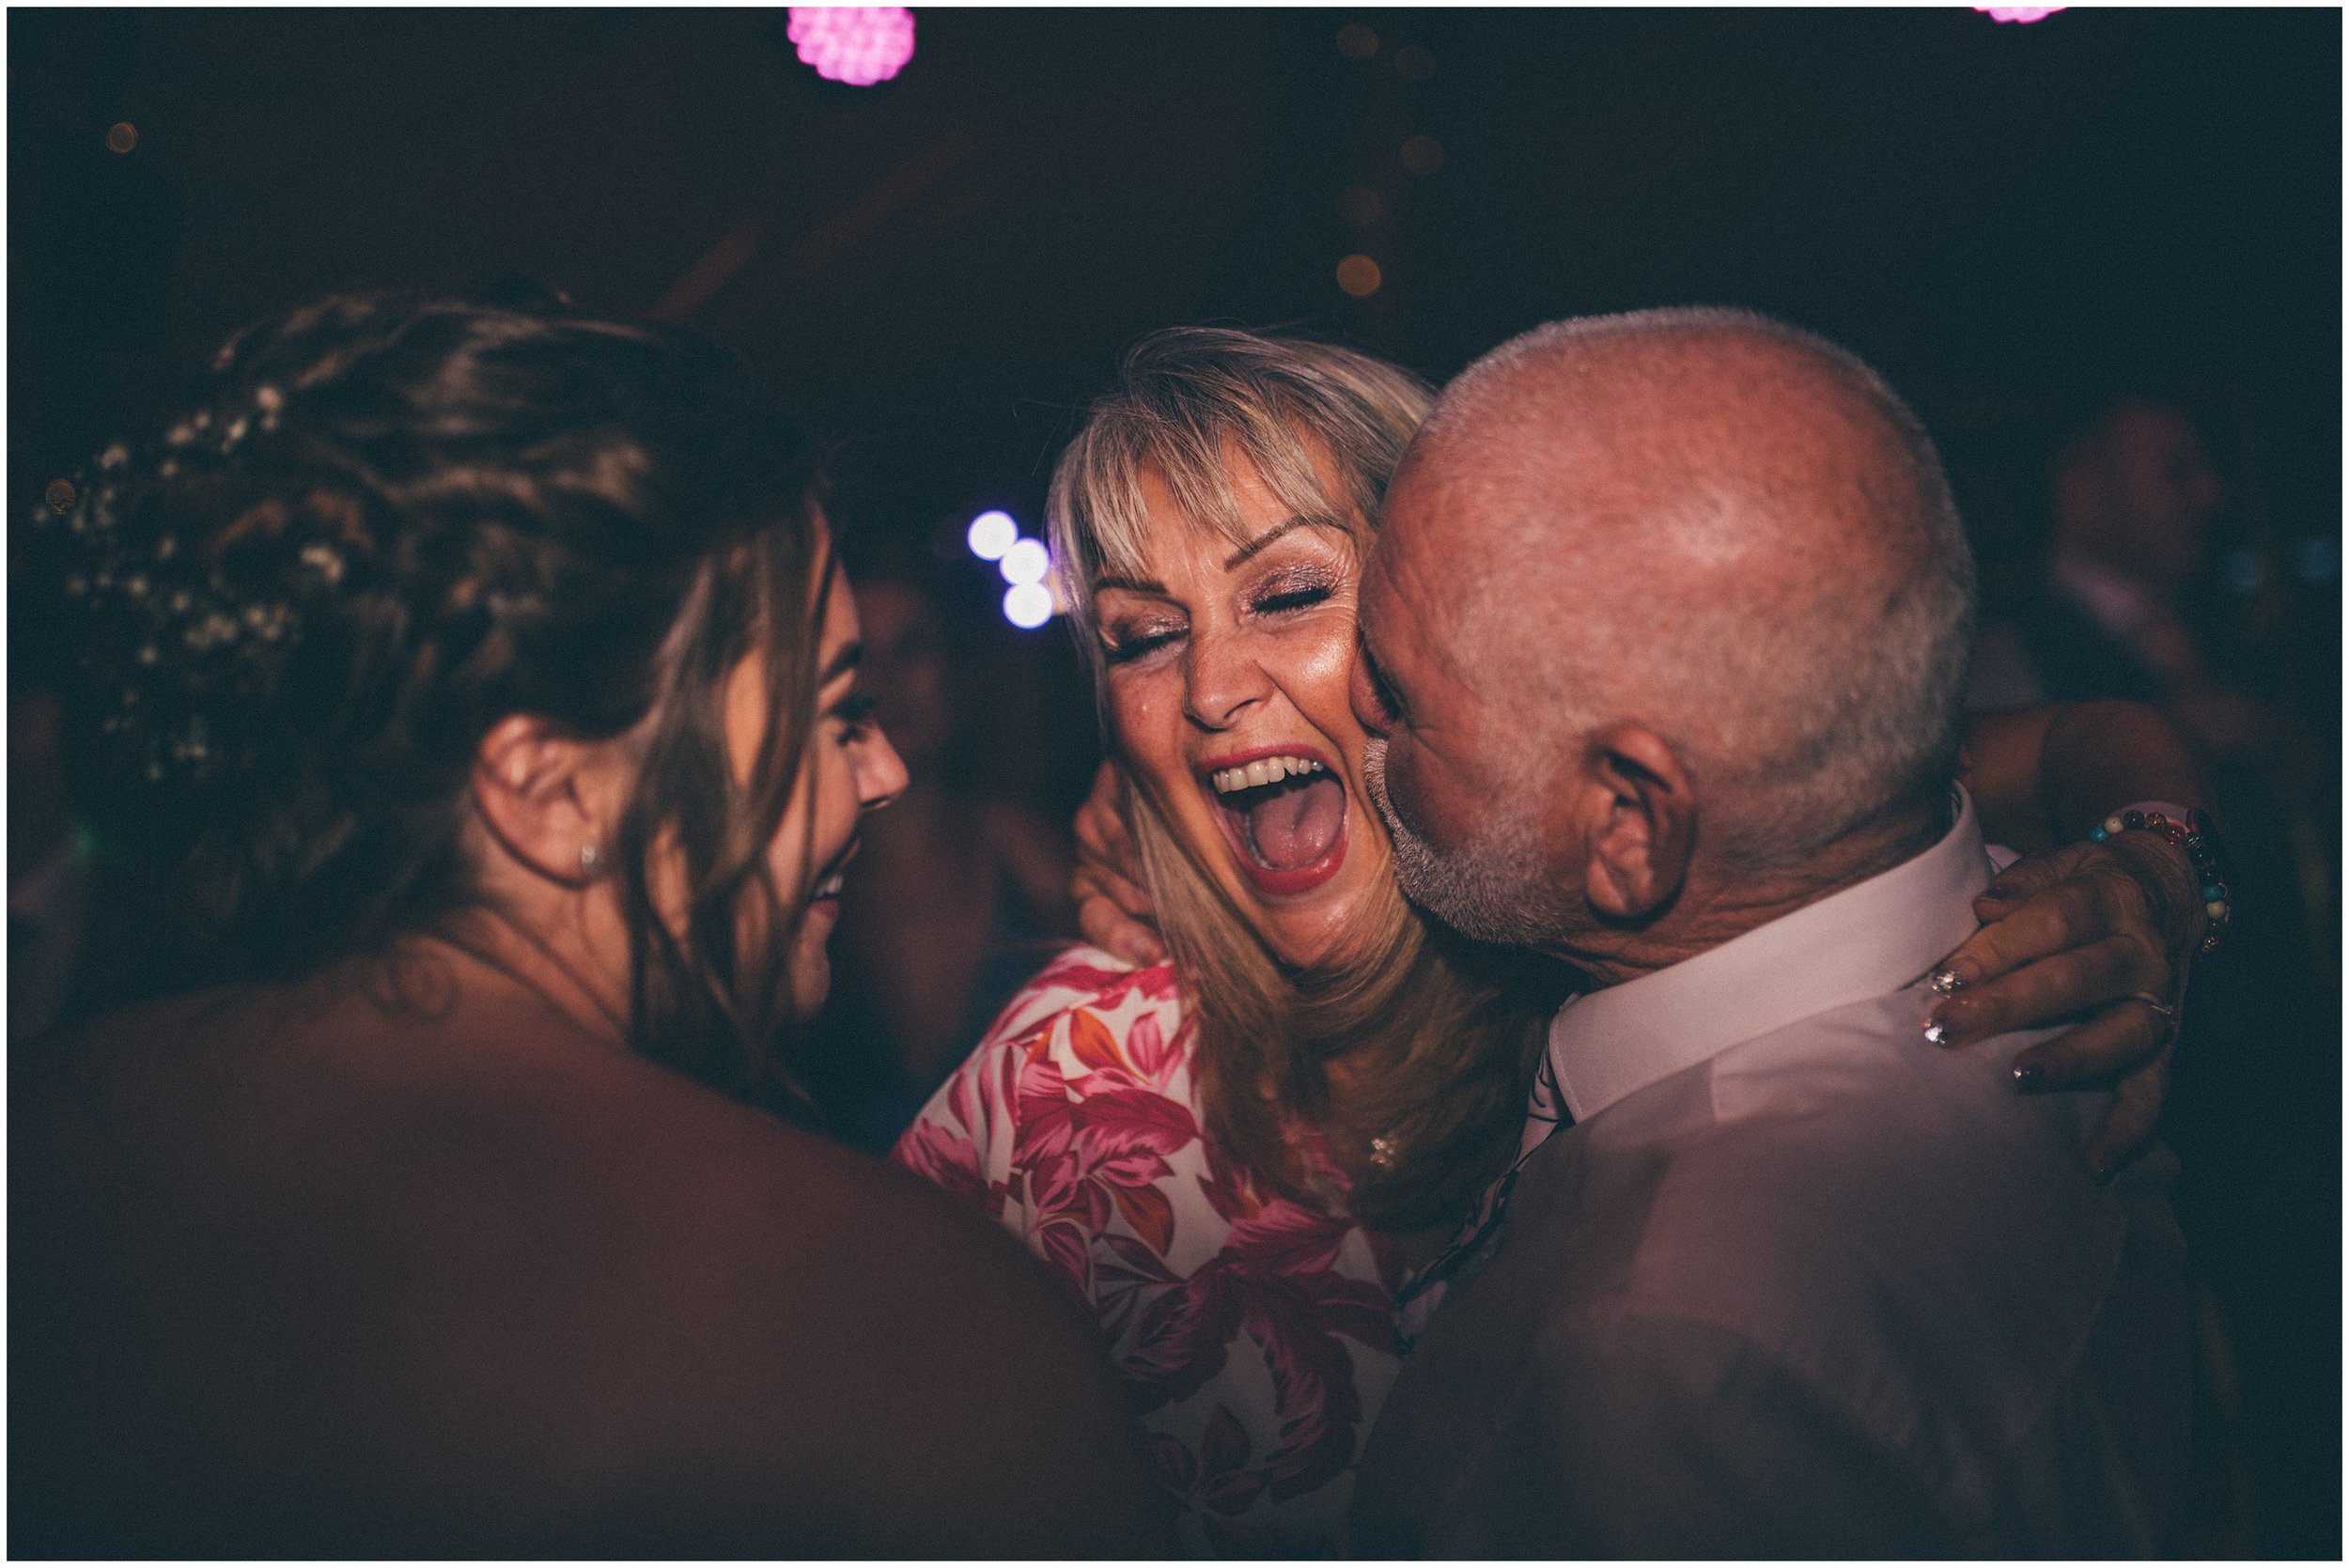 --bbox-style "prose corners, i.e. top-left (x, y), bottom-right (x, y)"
top-left (647, 128), bottom-right (977, 325)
